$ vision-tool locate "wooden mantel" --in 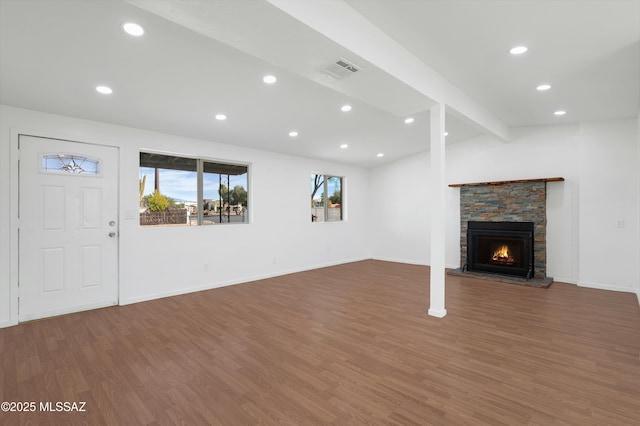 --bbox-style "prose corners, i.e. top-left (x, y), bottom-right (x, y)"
top-left (449, 177), bottom-right (564, 188)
